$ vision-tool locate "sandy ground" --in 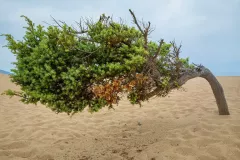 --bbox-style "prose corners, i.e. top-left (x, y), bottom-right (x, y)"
top-left (0, 73), bottom-right (240, 160)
